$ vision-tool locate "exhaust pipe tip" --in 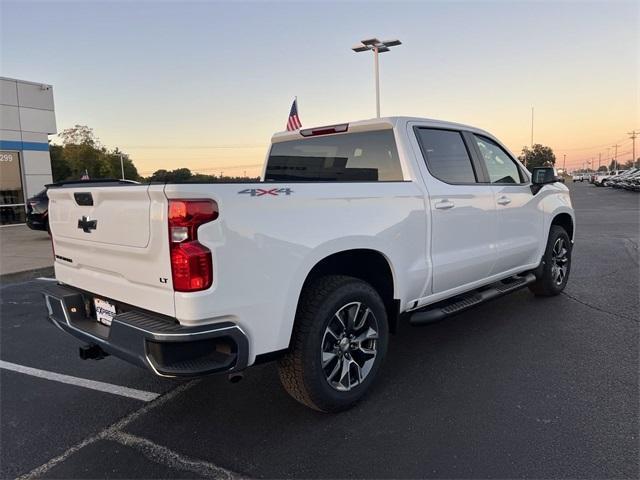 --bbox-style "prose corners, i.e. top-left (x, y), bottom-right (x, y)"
top-left (79, 343), bottom-right (108, 360)
top-left (228, 372), bottom-right (244, 384)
